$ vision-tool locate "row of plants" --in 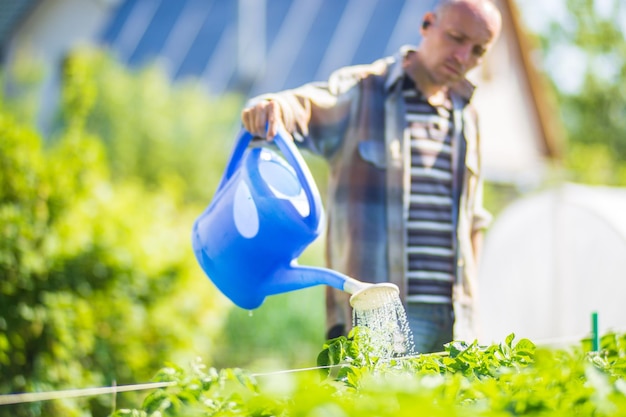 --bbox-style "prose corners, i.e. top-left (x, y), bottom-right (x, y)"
top-left (112, 329), bottom-right (626, 416)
